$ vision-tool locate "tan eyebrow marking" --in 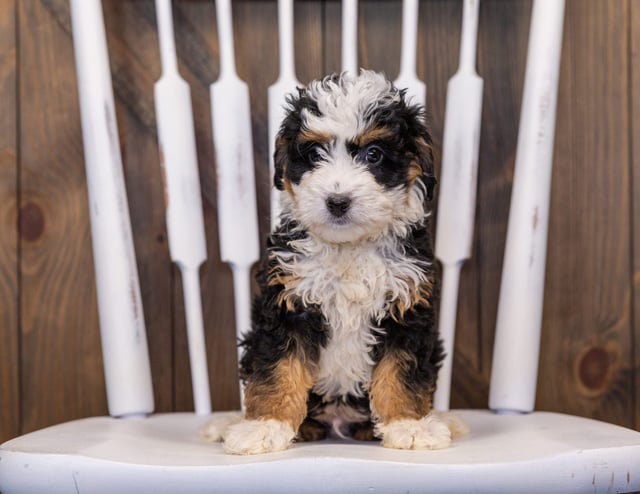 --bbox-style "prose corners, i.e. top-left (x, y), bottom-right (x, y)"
top-left (353, 126), bottom-right (395, 147)
top-left (298, 128), bottom-right (333, 145)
